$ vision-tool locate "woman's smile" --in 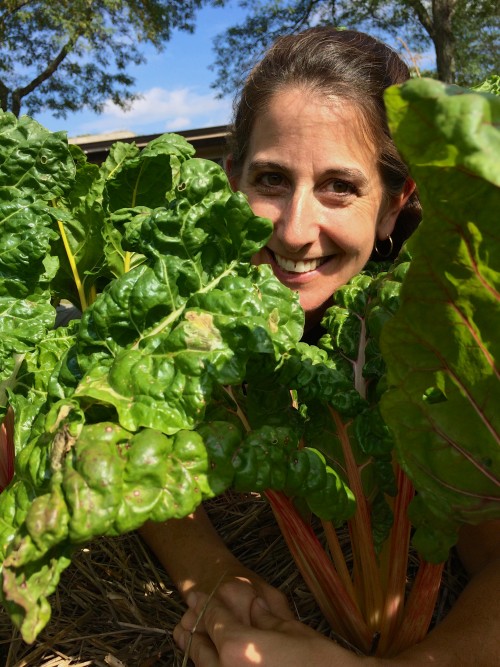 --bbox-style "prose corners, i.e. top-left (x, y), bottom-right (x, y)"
top-left (261, 247), bottom-right (336, 287)
top-left (273, 251), bottom-right (329, 274)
